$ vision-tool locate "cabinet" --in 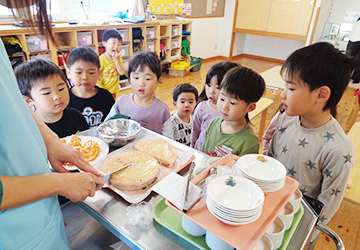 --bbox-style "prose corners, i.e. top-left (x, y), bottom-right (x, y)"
top-left (235, 0), bottom-right (315, 40)
top-left (0, 19), bottom-right (192, 86)
top-left (159, 20), bottom-right (192, 64)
